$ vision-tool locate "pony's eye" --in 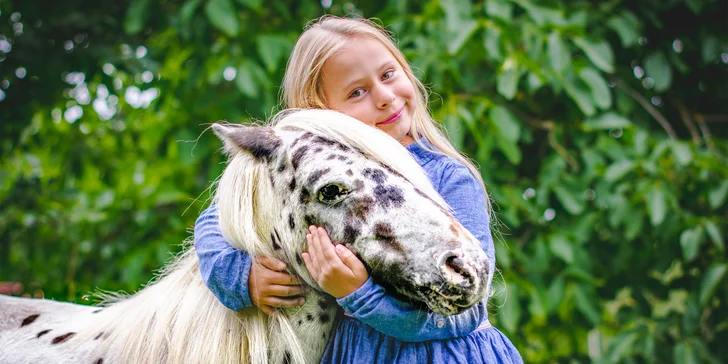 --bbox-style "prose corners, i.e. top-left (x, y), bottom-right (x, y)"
top-left (318, 184), bottom-right (348, 203)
